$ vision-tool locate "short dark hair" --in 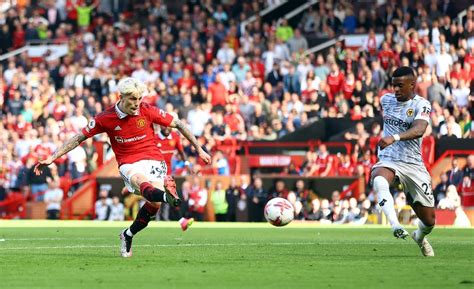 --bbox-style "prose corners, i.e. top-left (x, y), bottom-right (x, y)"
top-left (392, 66), bottom-right (416, 78)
